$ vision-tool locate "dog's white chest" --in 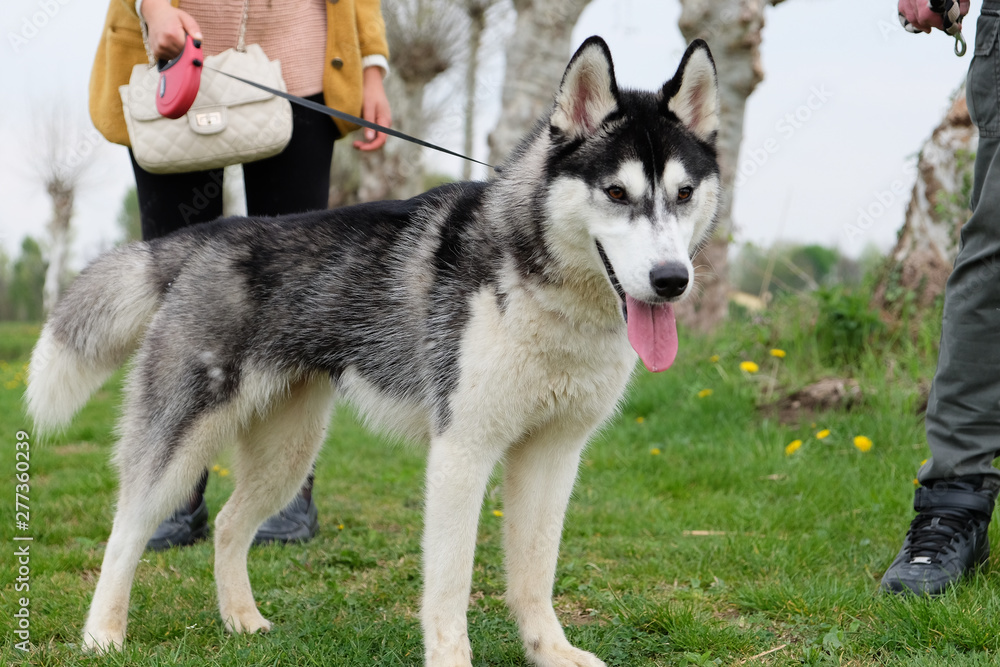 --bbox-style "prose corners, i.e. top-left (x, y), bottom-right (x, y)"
top-left (453, 286), bottom-right (634, 433)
